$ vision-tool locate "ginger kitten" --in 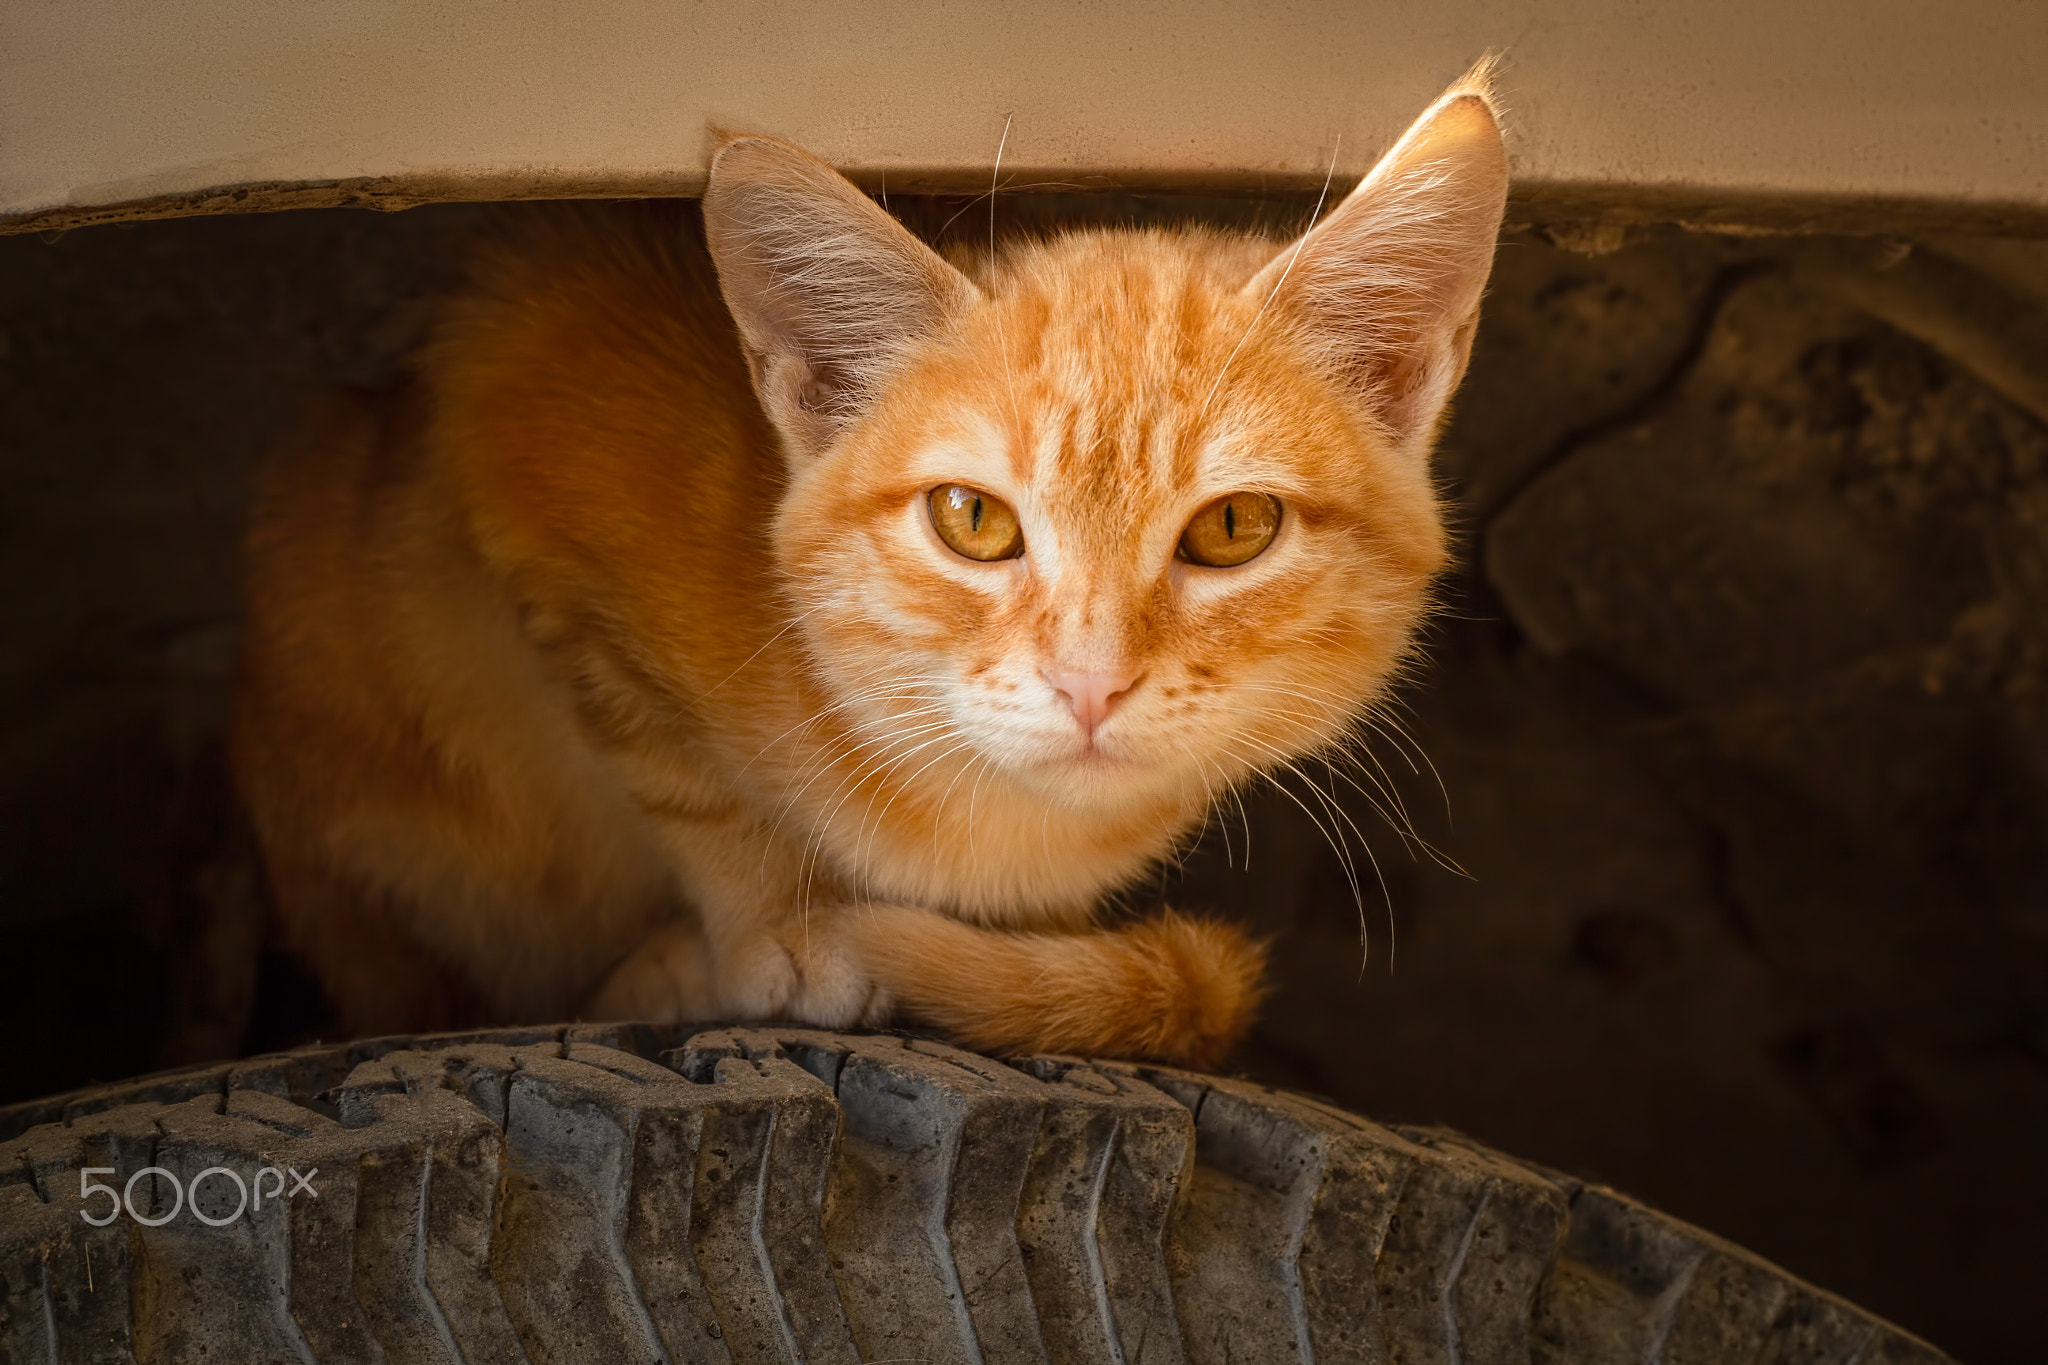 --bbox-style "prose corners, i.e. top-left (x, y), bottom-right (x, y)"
top-left (231, 74), bottom-right (1508, 1067)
